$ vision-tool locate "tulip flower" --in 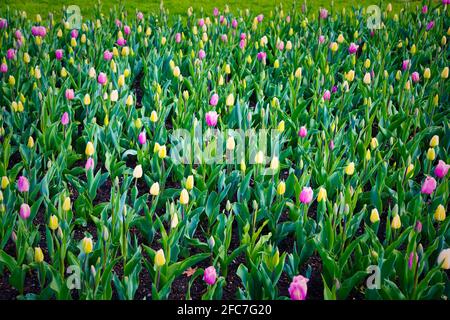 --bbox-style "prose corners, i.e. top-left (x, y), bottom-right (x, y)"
top-left (180, 188), bottom-right (189, 205)
top-left (408, 252), bottom-right (418, 270)
top-left (97, 72), bottom-right (107, 85)
top-left (323, 90), bottom-right (331, 101)
top-left (298, 126), bottom-right (307, 138)
top-left (81, 237), bottom-right (93, 254)
top-left (186, 175), bottom-right (194, 190)
top-left (345, 162), bottom-right (355, 175)
top-left (85, 141), bottom-right (95, 156)
top-left (158, 145), bottom-right (167, 159)
top-left (317, 187), bottom-right (327, 202)
top-left (62, 197), bottom-right (71, 211)
top-left (17, 176), bottom-right (30, 193)
top-left (434, 160), bottom-right (449, 178)
top-left (391, 214), bottom-right (401, 230)
top-left (150, 111), bottom-right (158, 122)
top-left (49, 215), bottom-right (59, 231)
top-left (205, 111), bottom-right (219, 127)
top-left (348, 43), bottom-right (359, 54)
top-left (203, 266), bottom-right (217, 285)
top-left (288, 275), bottom-right (308, 300)
top-left (226, 94), bottom-right (235, 107)
top-left (34, 247), bottom-right (44, 263)
top-left (155, 249), bottom-right (166, 267)
top-left (411, 72), bottom-right (420, 83)
top-left (299, 187), bottom-right (313, 204)
top-left (210, 93), bottom-right (219, 106)
top-left (85, 157), bottom-right (94, 170)
top-left (434, 204), bottom-right (446, 222)
top-left (437, 249), bottom-right (450, 269)
top-left (370, 208), bottom-right (380, 223)
top-left (150, 182), bottom-right (160, 196)
top-left (429, 135), bottom-right (439, 147)
top-left (65, 89), bottom-right (75, 100)
top-left (138, 131), bottom-right (147, 145)
top-left (61, 112), bottom-right (69, 126)
top-left (198, 49), bottom-right (206, 60)
top-left (421, 176), bottom-right (437, 194)
top-left (319, 8), bottom-right (328, 19)
top-left (133, 165), bottom-right (143, 179)
top-left (277, 181), bottom-right (286, 195)
top-left (55, 49), bottom-right (63, 60)
top-left (1, 176), bottom-right (9, 189)
top-left (19, 203), bottom-right (30, 219)
top-left (171, 213), bottom-right (179, 229)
